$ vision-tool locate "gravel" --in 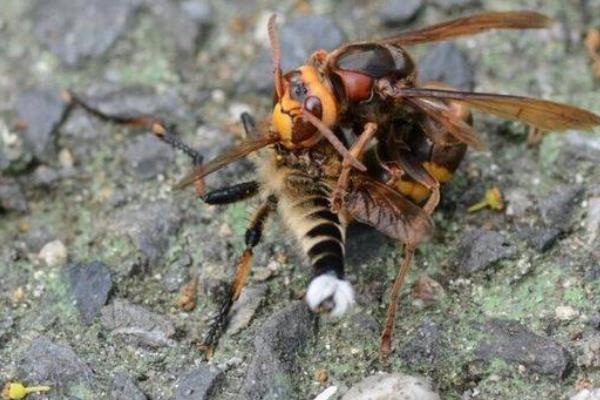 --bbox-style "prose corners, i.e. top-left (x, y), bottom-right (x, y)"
top-left (110, 200), bottom-right (183, 266)
top-left (1, 2), bottom-right (598, 399)
top-left (475, 319), bottom-right (572, 377)
top-left (66, 261), bottom-right (113, 325)
top-left (17, 336), bottom-right (94, 396)
top-left (379, 0), bottom-right (425, 26)
top-left (418, 43), bottom-right (475, 90)
top-left (242, 302), bottom-right (314, 399)
top-left (31, 0), bottom-right (142, 67)
top-left (175, 366), bottom-right (225, 400)
top-left (341, 373), bottom-right (440, 400)
top-left (453, 229), bottom-right (517, 274)
top-left (538, 185), bottom-right (584, 231)
top-left (111, 373), bottom-right (148, 400)
top-left (0, 178), bottom-right (28, 212)
top-left (16, 89), bottom-right (68, 163)
top-left (100, 299), bottom-right (176, 347)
